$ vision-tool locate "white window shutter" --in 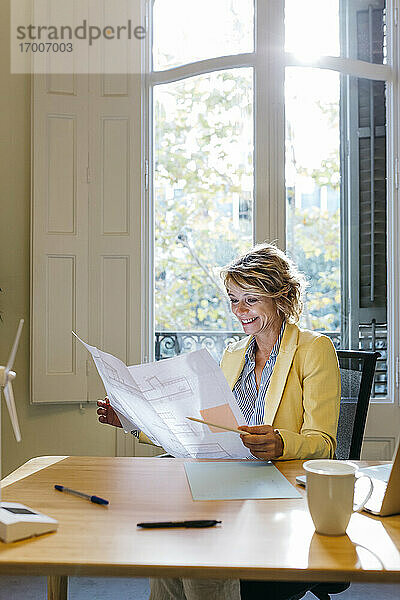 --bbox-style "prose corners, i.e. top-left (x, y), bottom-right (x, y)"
top-left (31, 74), bottom-right (90, 403)
top-left (32, 72), bottom-right (142, 404)
top-left (86, 74), bottom-right (142, 401)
